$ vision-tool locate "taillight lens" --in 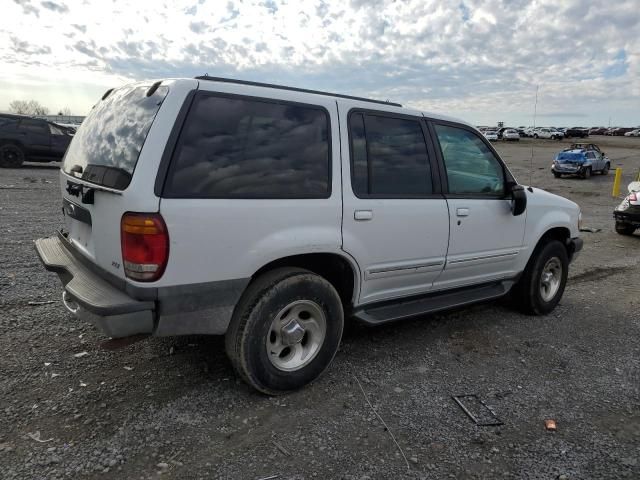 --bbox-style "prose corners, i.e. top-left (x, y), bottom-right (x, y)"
top-left (121, 213), bottom-right (169, 281)
top-left (630, 193), bottom-right (638, 202)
